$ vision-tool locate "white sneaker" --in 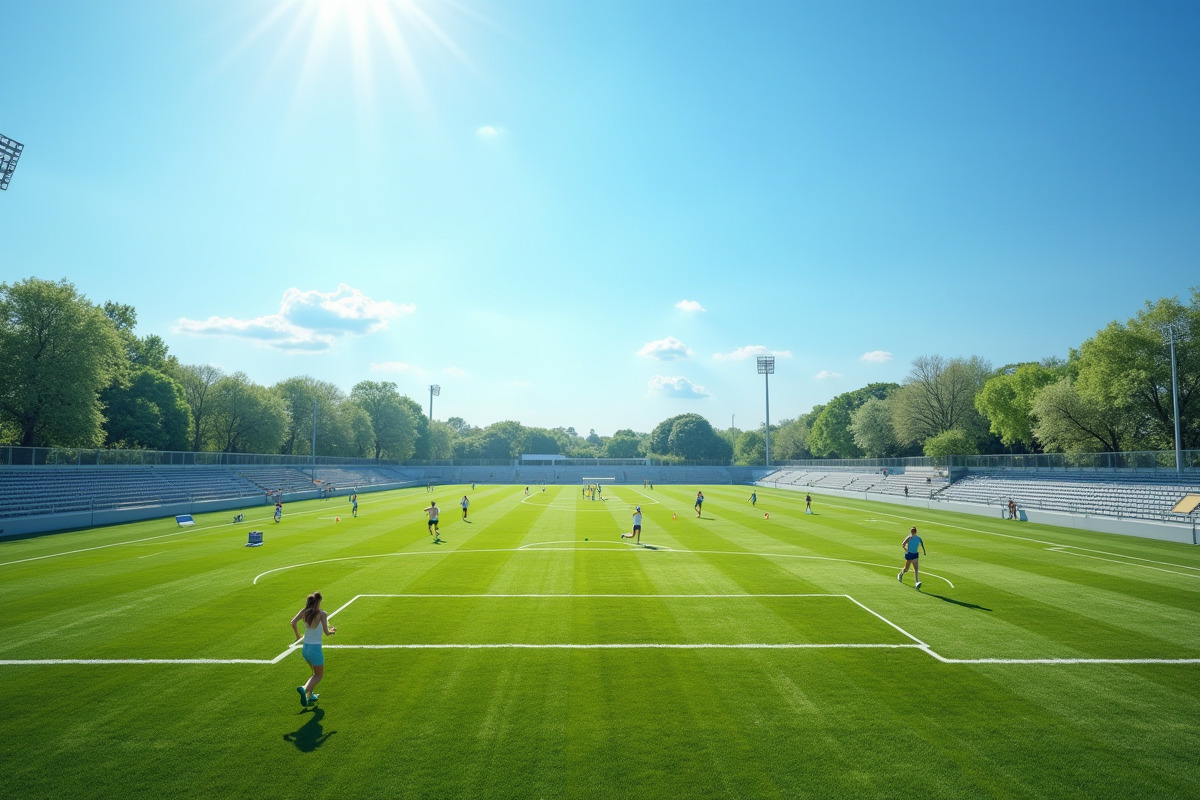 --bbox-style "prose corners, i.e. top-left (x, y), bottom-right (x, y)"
top-left (897, 573), bottom-right (903, 582)
top-left (915, 581), bottom-right (922, 590)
